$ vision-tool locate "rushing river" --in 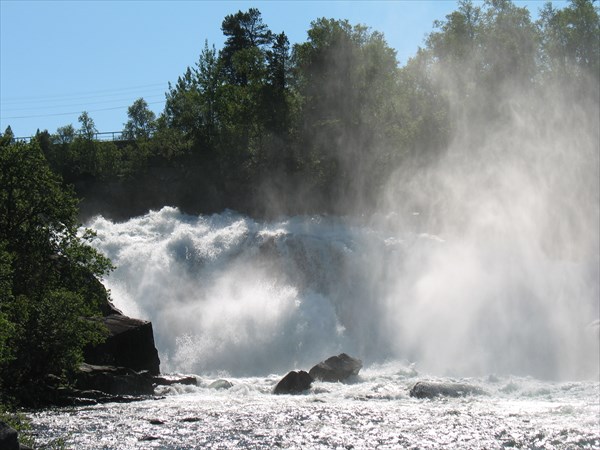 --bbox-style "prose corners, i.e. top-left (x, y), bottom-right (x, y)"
top-left (29, 207), bottom-right (599, 448)
top-left (29, 370), bottom-right (600, 449)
